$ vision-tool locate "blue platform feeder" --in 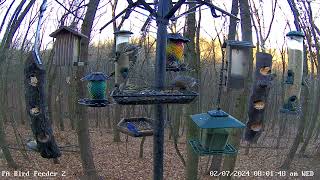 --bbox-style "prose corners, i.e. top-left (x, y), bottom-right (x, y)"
top-left (189, 109), bottom-right (245, 156)
top-left (78, 72), bottom-right (110, 107)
